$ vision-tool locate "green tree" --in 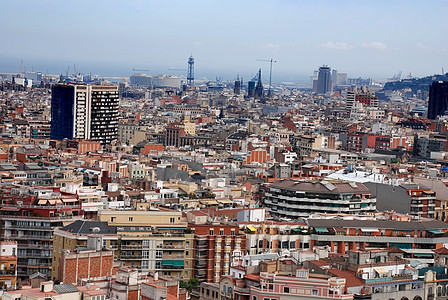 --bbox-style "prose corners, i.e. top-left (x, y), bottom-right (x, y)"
top-left (179, 277), bottom-right (199, 291)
